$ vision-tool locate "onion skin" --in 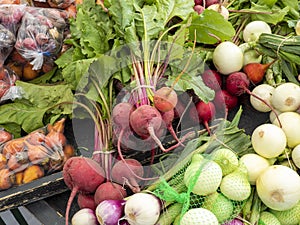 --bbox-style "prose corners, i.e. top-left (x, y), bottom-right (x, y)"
top-left (96, 199), bottom-right (126, 225)
top-left (256, 165), bottom-right (300, 211)
top-left (71, 208), bottom-right (98, 225)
